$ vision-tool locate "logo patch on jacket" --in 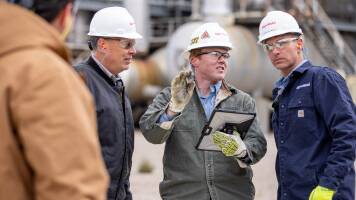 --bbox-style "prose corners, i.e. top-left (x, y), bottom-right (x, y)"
top-left (298, 110), bottom-right (304, 118)
top-left (296, 82), bottom-right (310, 90)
